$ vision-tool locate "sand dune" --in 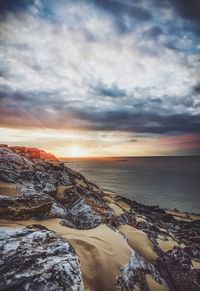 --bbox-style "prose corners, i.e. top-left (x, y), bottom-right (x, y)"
top-left (117, 224), bottom-right (158, 263)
